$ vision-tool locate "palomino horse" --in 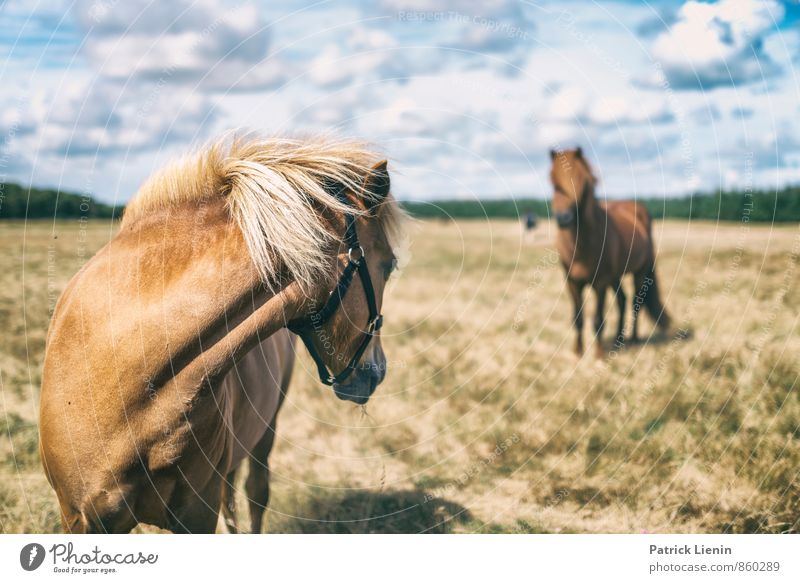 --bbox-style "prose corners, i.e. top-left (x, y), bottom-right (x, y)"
top-left (39, 135), bottom-right (405, 533)
top-left (550, 147), bottom-right (670, 357)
